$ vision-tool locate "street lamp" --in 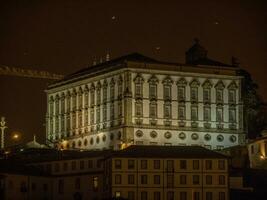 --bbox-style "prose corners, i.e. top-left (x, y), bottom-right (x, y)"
top-left (0, 117), bottom-right (7, 149)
